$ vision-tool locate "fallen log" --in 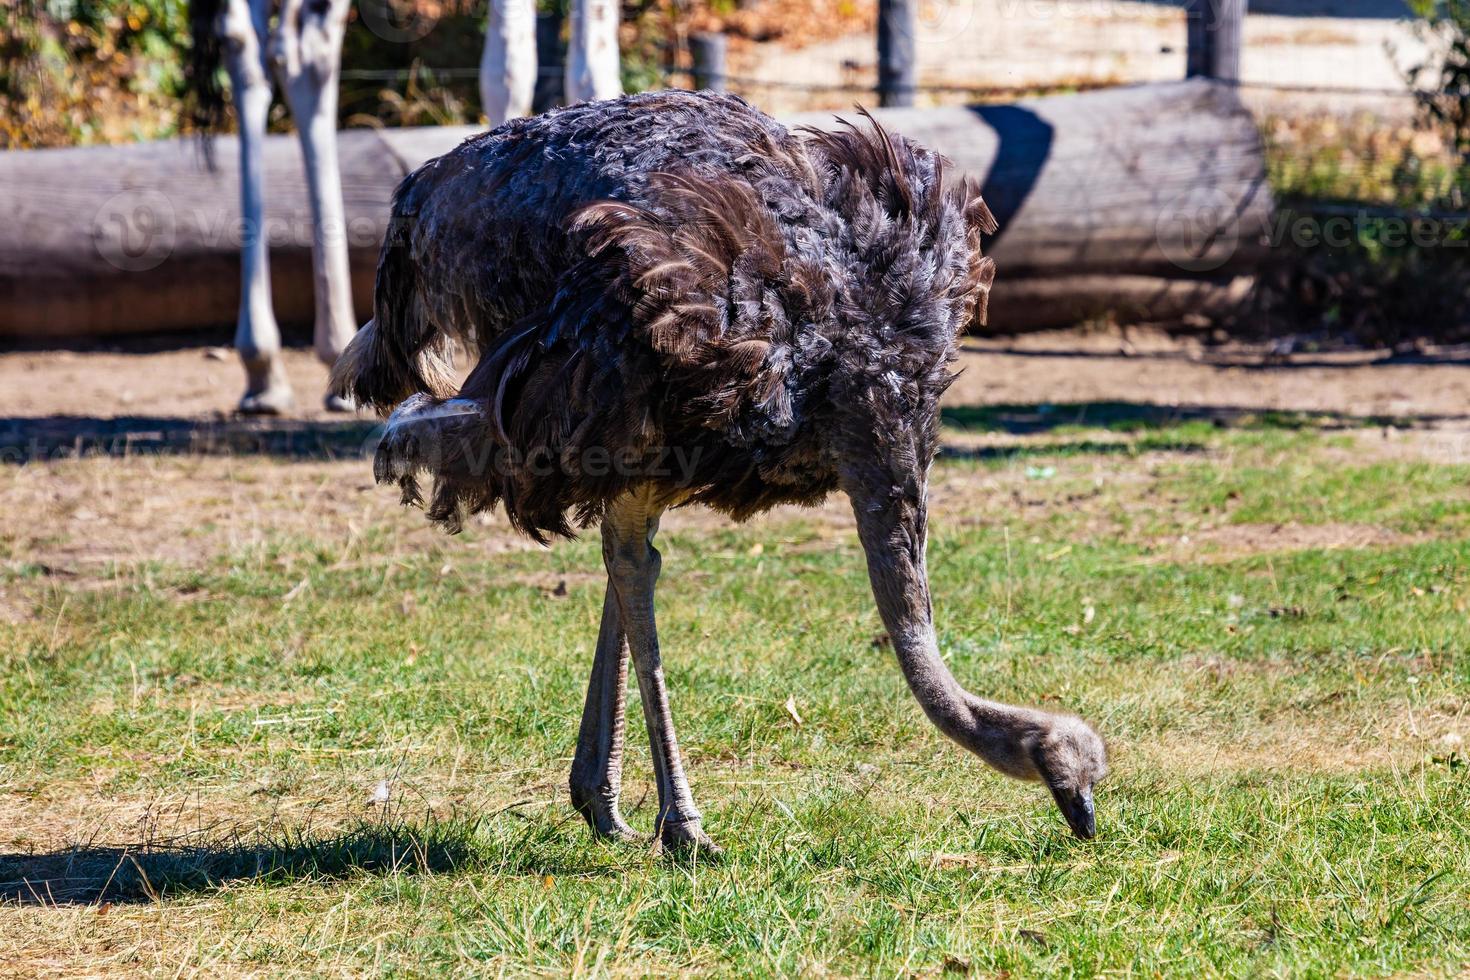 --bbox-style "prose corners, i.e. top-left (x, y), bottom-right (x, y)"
top-left (0, 79), bottom-right (1270, 339)
top-left (0, 125), bottom-right (473, 340)
top-left (795, 79), bottom-right (1273, 330)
